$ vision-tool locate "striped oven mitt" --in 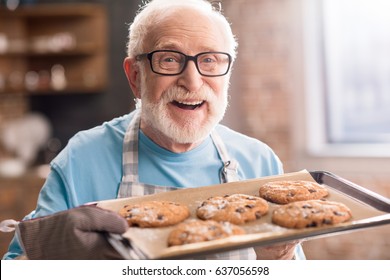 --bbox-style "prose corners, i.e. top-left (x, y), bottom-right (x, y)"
top-left (17, 205), bottom-right (129, 260)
